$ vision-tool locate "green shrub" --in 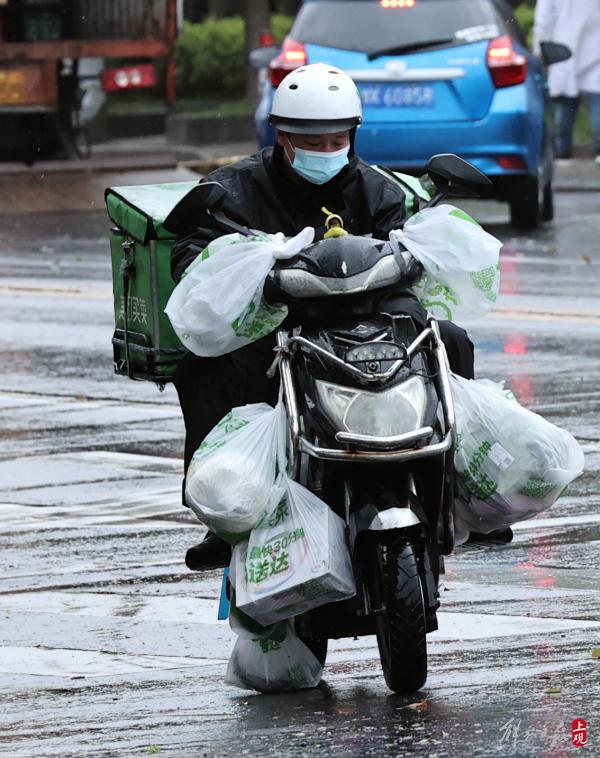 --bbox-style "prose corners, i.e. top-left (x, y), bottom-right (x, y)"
top-left (176, 15), bottom-right (294, 99)
top-left (514, 3), bottom-right (535, 47)
top-left (176, 17), bottom-right (246, 99)
top-left (272, 13), bottom-right (294, 43)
